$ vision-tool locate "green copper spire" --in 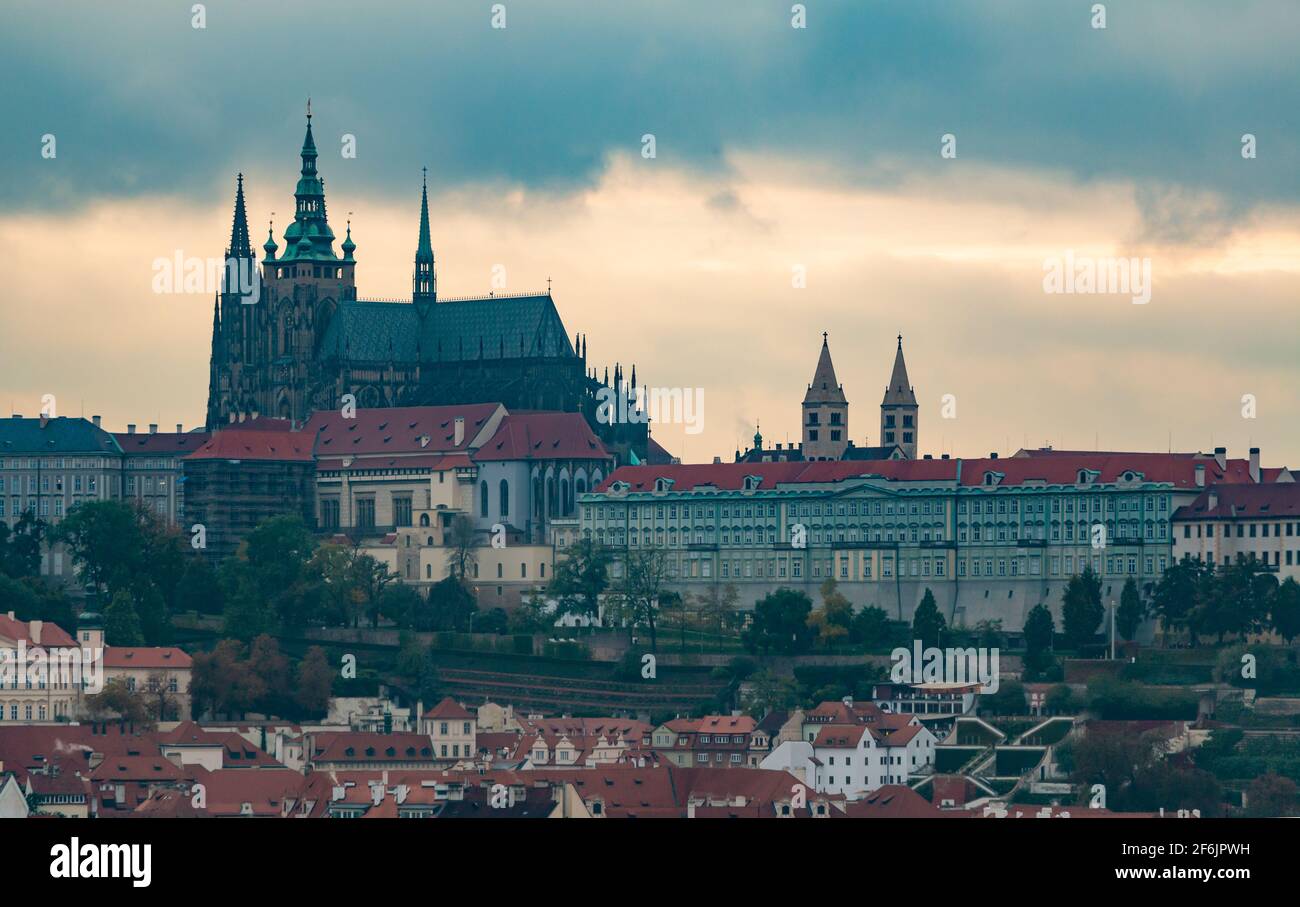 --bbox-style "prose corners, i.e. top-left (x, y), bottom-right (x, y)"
top-left (413, 167), bottom-right (436, 309)
top-left (281, 100), bottom-right (338, 262)
top-left (263, 219), bottom-right (278, 262)
top-left (342, 219), bottom-right (356, 261)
